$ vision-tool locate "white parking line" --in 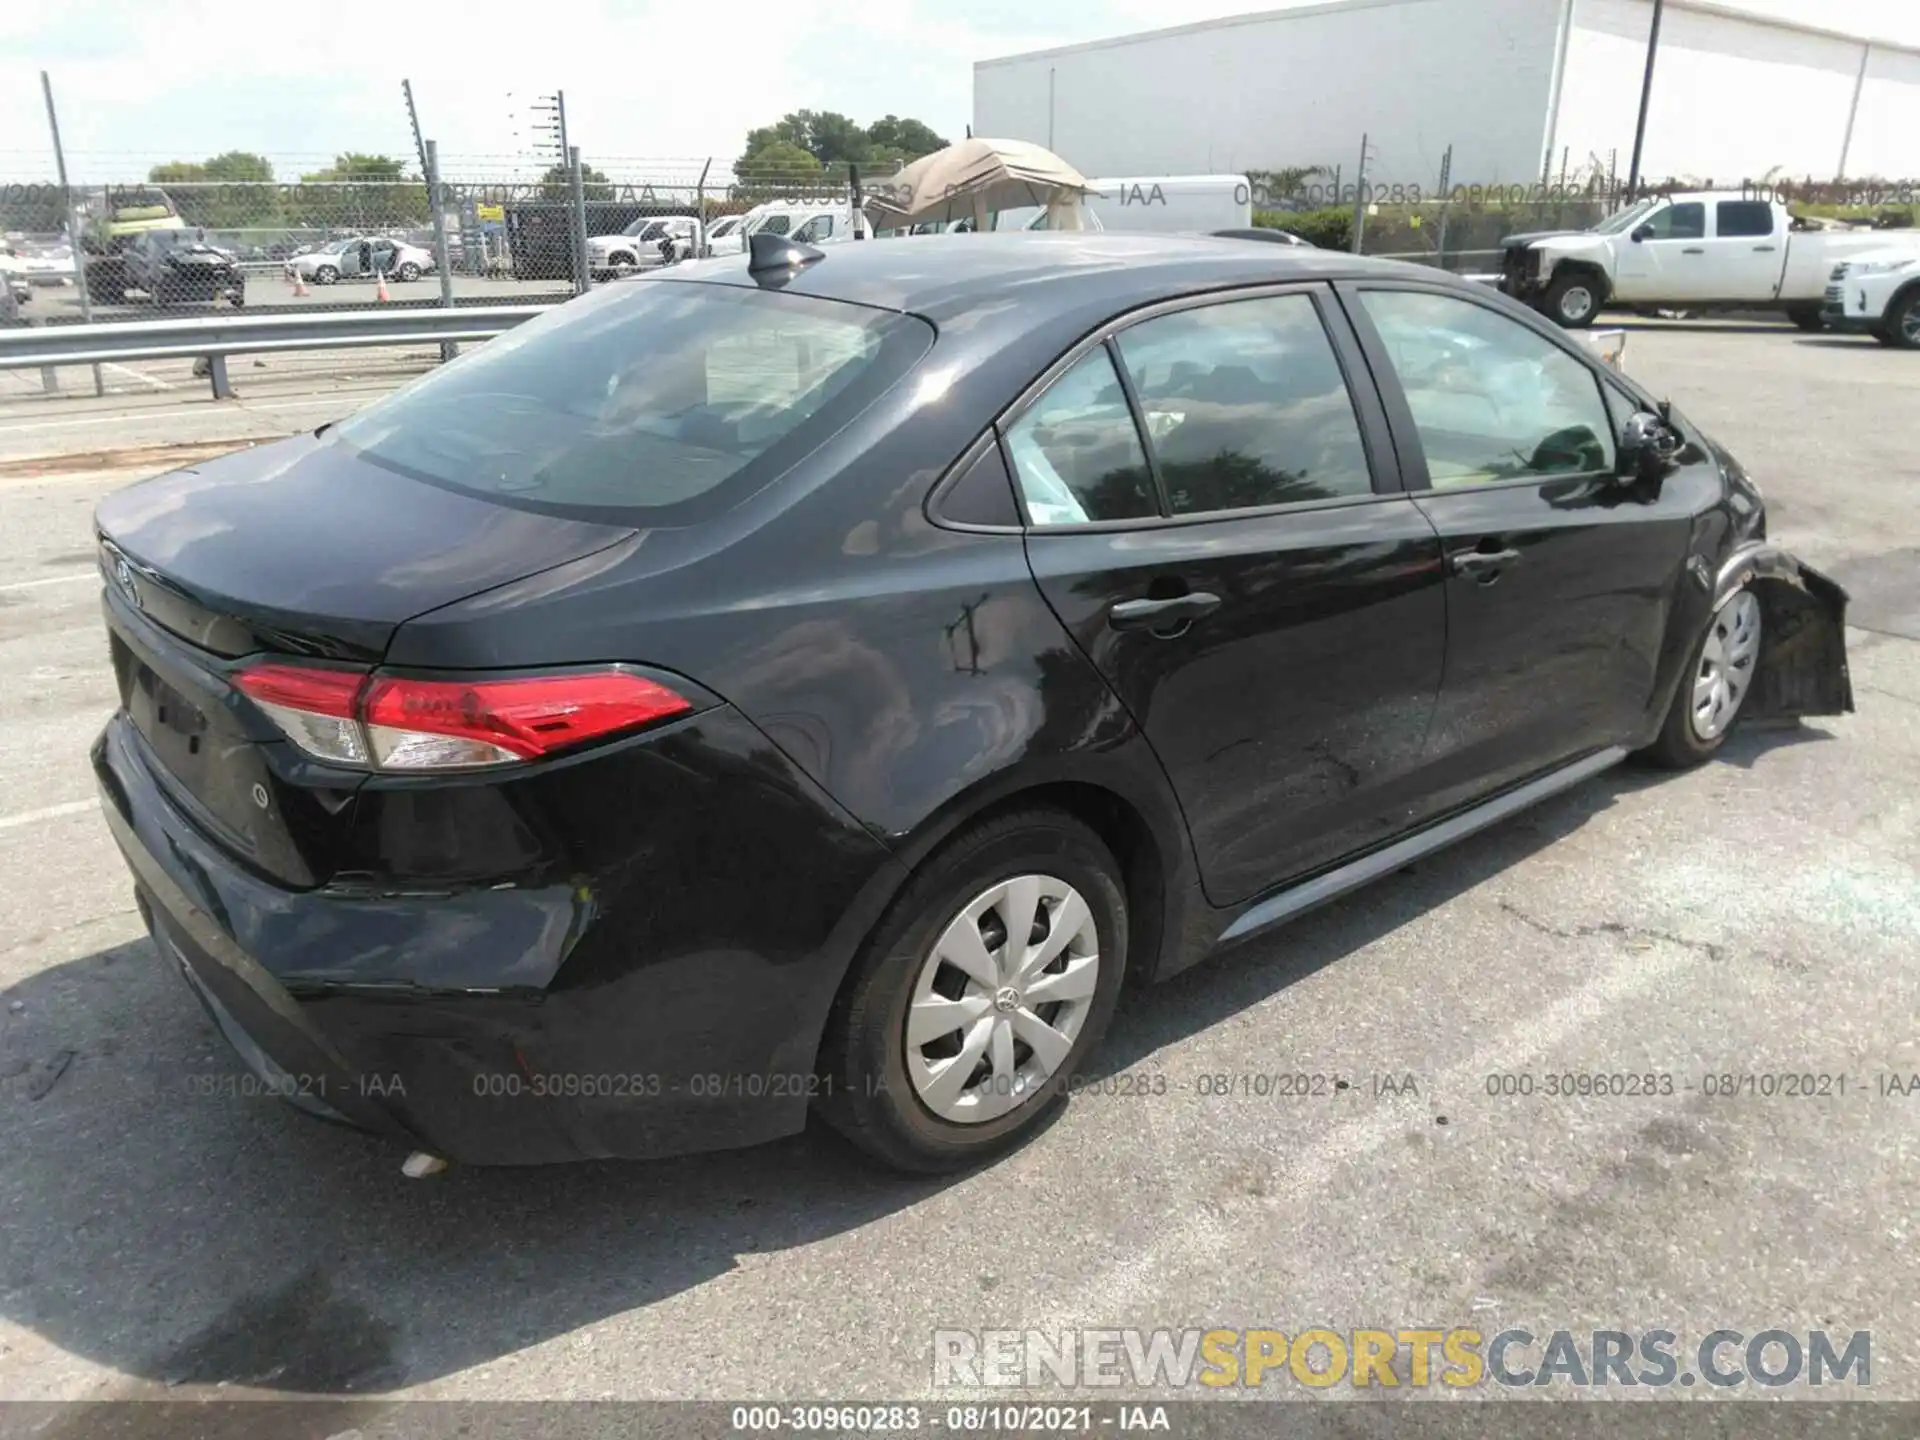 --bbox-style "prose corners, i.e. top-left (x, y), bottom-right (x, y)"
top-left (1048, 928), bottom-right (1702, 1335)
top-left (0, 571), bottom-right (96, 594)
top-left (104, 363), bottom-right (173, 393)
top-left (0, 395), bottom-right (370, 436)
top-left (0, 799), bottom-right (99, 832)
